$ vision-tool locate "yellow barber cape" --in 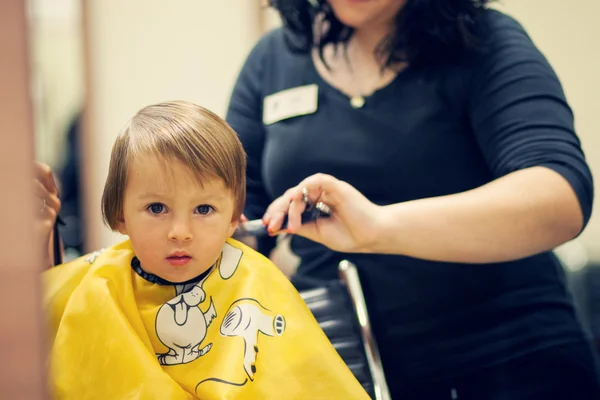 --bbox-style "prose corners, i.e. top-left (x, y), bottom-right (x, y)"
top-left (44, 239), bottom-right (369, 400)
